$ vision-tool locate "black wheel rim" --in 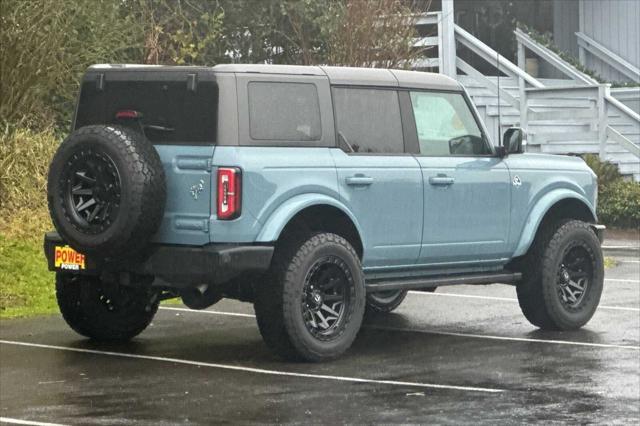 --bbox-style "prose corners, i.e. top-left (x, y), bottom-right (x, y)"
top-left (557, 244), bottom-right (593, 309)
top-left (61, 149), bottom-right (121, 234)
top-left (301, 256), bottom-right (353, 340)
